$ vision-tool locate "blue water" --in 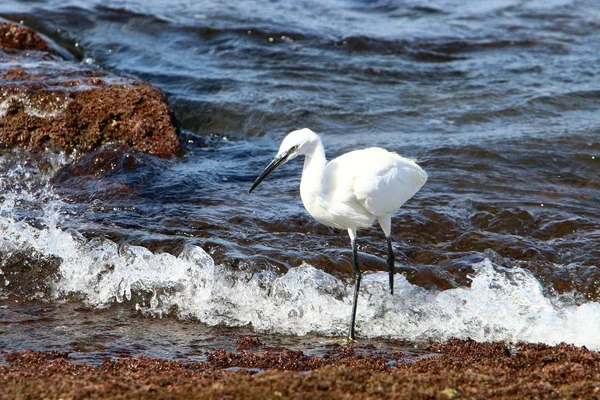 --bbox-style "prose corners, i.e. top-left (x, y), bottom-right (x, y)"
top-left (0, 0), bottom-right (599, 358)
